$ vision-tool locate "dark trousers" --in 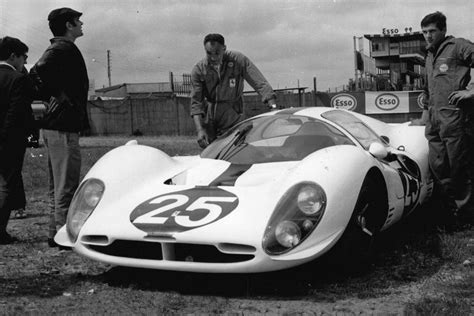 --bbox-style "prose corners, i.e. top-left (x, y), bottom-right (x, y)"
top-left (0, 146), bottom-right (26, 234)
top-left (425, 106), bottom-right (474, 201)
